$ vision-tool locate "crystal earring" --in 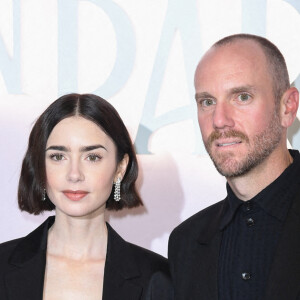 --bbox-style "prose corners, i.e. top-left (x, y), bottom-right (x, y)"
top-left (42, 189), bottom-right (46, 201)
top-left (114, 178), bottom-right (121, 201)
